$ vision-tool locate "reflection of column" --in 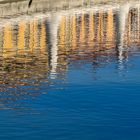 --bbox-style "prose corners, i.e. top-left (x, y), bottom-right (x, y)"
top-left (58, 16), bottom-right (68, 73)
top-left (71, 15), bottom-right (77, 49)
top-left (58, 16), bottom-right (66, 50)
top-left (89, 12), bottom-right (94, 46)
top-left (127, 11), bottom-right (131, 46)
top-left (118, 3), bottom-right (130, 61)
top-left (0, 27), bottom-right (3, 51)
top-left (3, 23), bottom-right (14, 58)
top-left (80, 14), bottom-right (85, 43)
top-left (119, 3), bottom-right (130, 46)
top-left (138, 5), bottom-right (140, 43)
top-left (33, 20), bottom-right (39, 50)
top-left (3, 24), bottom-right (13, 51)
top-left (40, 21), bottom-right (47, 53)
top-left (3, 24), bottom-right (16, 57)
top-left (136, 5), bottom-right (140, 44)
top-left (29, 21), bottom-right (34, 52)
top-left (49, 14), bottom-right (61, 78)
top-left (29, 20), bottom-right (39, 52)
top-left (97, 12), bottom-right (103, 44)
top-left (17, 21), bottom-right (26, 52)
top-left (106, 10), bottom-right (114, 48)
